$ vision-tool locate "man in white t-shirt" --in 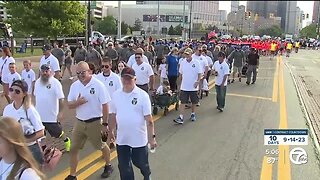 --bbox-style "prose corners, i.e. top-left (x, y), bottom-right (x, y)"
top-left (192, 46), bottom-right (208, 102)
top-left (21, 60), bottom-right (36, 95)
top-left (127, 48), bottom-right (149, 67)
top-left (95, 57), bottom-right (122, 98)
top-left (66, 61), bottom-right (113, 180)
top-left (213, 52), bottom-right (230, 112)
top-left (173, 48), bottom-right (202, 124)
top-left (34, 64), bottom-right (71, 152)
top-left (108, 67), bottom-right (157, 180)
top-left (132, 52), bottom-right (154, 93)
top-left (39, 44), bottom-right (61, 80)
